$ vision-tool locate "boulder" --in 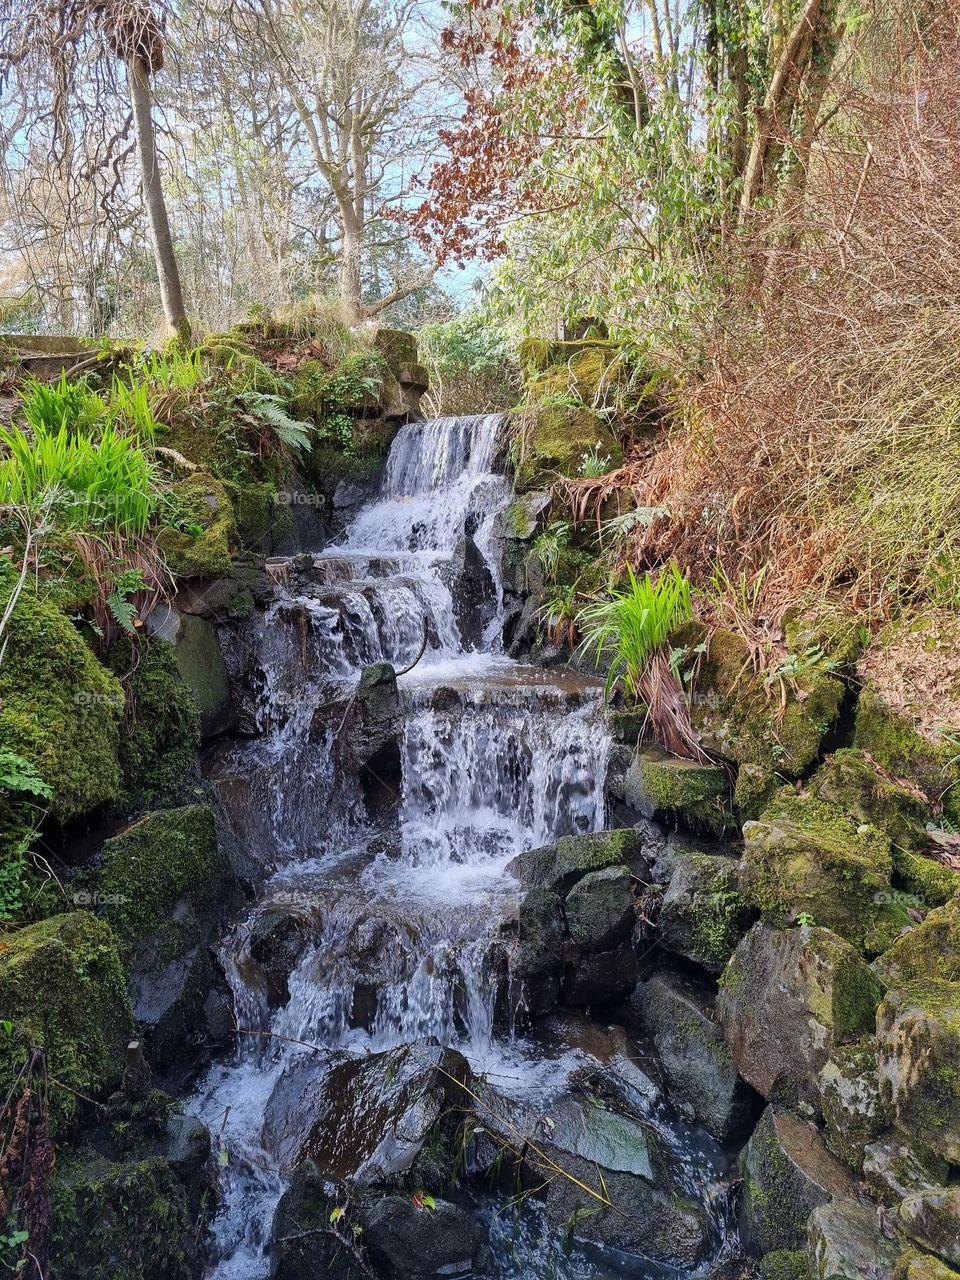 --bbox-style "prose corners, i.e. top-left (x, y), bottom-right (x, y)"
top-left (895, 1252), bottom-right (960, 1280)
top-left (513, 404), bottom-right (622, 491)
top-left (562, 937), bottom-right (638, 1007)
top-left (494, 490), bottom-right (552, 540)
top-left (658, 852), bottom-right (752, 972)
top-left (622, 748), bottom-right (734, 835)
top-left (505, 888), bottom-right (565, 1016)
top-left (506, 828), bottom-right (647, 895)
top-left (876, 980), bottom-right (960, 1162)
top-left (809, 749), bottom-right (930, 851)
top-left (807, 1200), bottom-right (899, 1280)
top-left (563, 865), bottom-right (636, 952)
top-left (627, 968), bottom-right (757, 1142)
top-left (363, 1195), bottom-right (492, 1279)
top-left (274, 1162), bottom-right (367, 1280)
top-left (738, 1106), bottom-right (860, 1253)
top-left (891, 850), bottom-right (960, 911)
top-left (263, 1041), bottom-right (470, 1184)
top-left (874, 898), bottom-right (960, 987)
top-left (345, 661), bottom-right (400, 770)
top-left (739, 791), bottom-right (905, 953)
top-left (863, 1135), bottom-right (949, 1207)
top-left (816, 1037), bottom-right (892, 1169)
top-left (717, 924), bottom-right (885, 1108)
top-left (0, 912), bottom-right (132, 1132)
top-left (898, 1187), bottom-right (960, 1266)
top-left (148, 603), bottom-right (234, 737)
